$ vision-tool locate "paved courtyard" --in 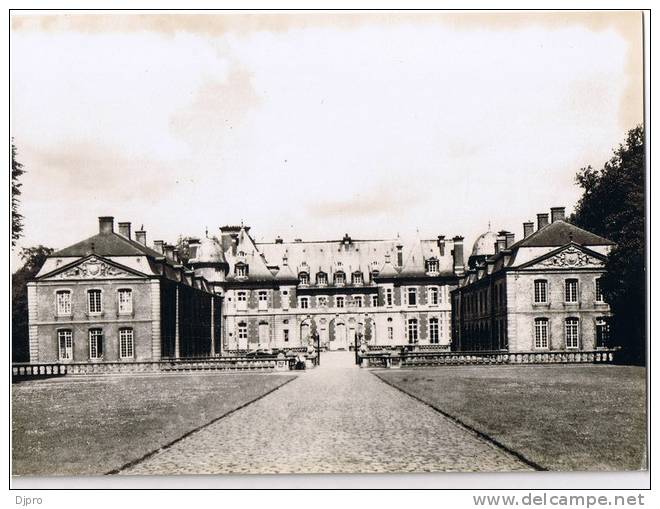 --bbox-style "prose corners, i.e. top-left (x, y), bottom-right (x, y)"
top-left (122, 352), bottom-right (531, 475)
